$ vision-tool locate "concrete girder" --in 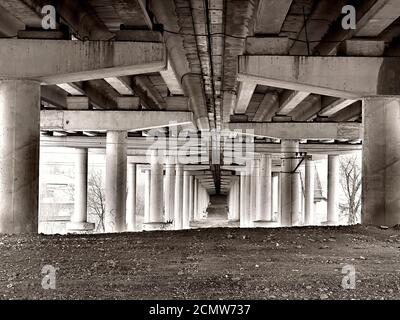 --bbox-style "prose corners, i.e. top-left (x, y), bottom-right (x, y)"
top-left (254, 0), bottom-right (293, 35)
top-left (40, 136), bottom-right (361, 156)
top-left (235, 81), bottom-right (257, 114)
top-left (134, 75), bottom-right (167, 110)
top-left (356, 0), bottom-right (400, 37)
top-left (104, 77), bottom-right (135, 96)
top-left (41, 85), bottom-right (68, 109)
top-left (40, 110), bottom-right (193, 131)
top-left (277, 91), bottom-right (311, 115)
top-left (330, 101), bottom-right (362, 122)
top-left (159, 59), bottom-right (184, 96)
top-left (289, 0), bottom-right (348, 55)
top-left (149, 0), bottom-right (209, 130)
top-left (319, 98), bottom-right (359, 117)
top-left (0, 0), bottom-right (42, 28)
top-left (238, 55), bottom-right (400, 98)
top-left (0, 3), bottom-right (25, 36)
top-left (0, 40), bottom-right (166, 84)
top-left (314, 0), bottom-right (400, 55)
top-left (289, 95), bottom-right (321, 121)
top-left (253, 92), bottom-right (280, 122)
top-left (228, 122), bottom-right (362, 140)
top-left (55, 0), bottom-right (114, 40)
top-left (56, 83), bottom-right (85, 96)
